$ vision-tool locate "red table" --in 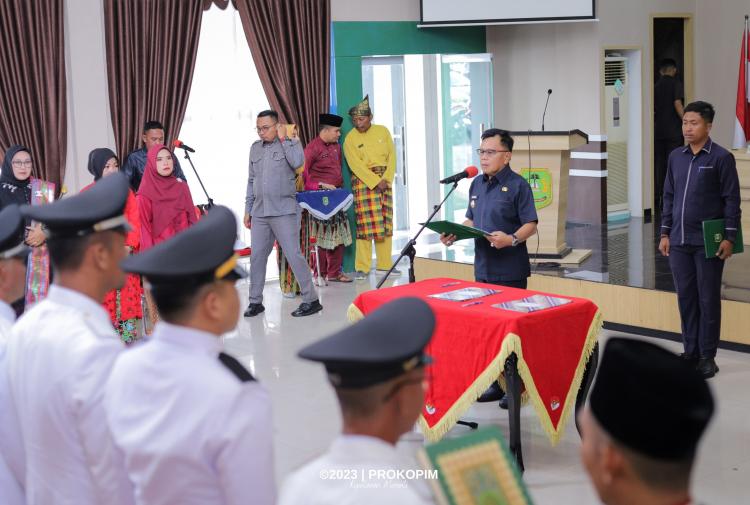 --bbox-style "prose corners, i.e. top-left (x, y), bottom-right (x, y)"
top-left (349, 278), bottom-right (602, 471)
